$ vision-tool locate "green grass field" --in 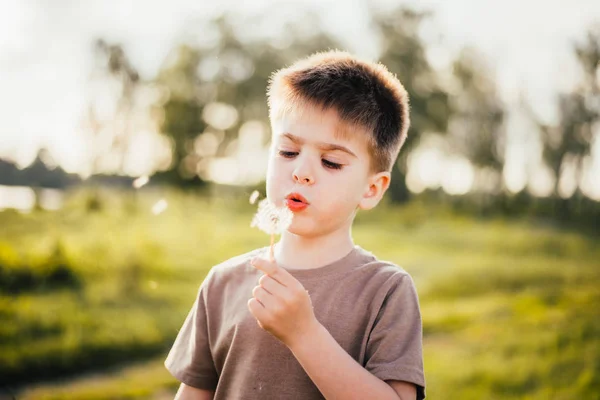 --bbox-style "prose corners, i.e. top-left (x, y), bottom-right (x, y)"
top-left (1, 186), bottom-right (598, 399)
